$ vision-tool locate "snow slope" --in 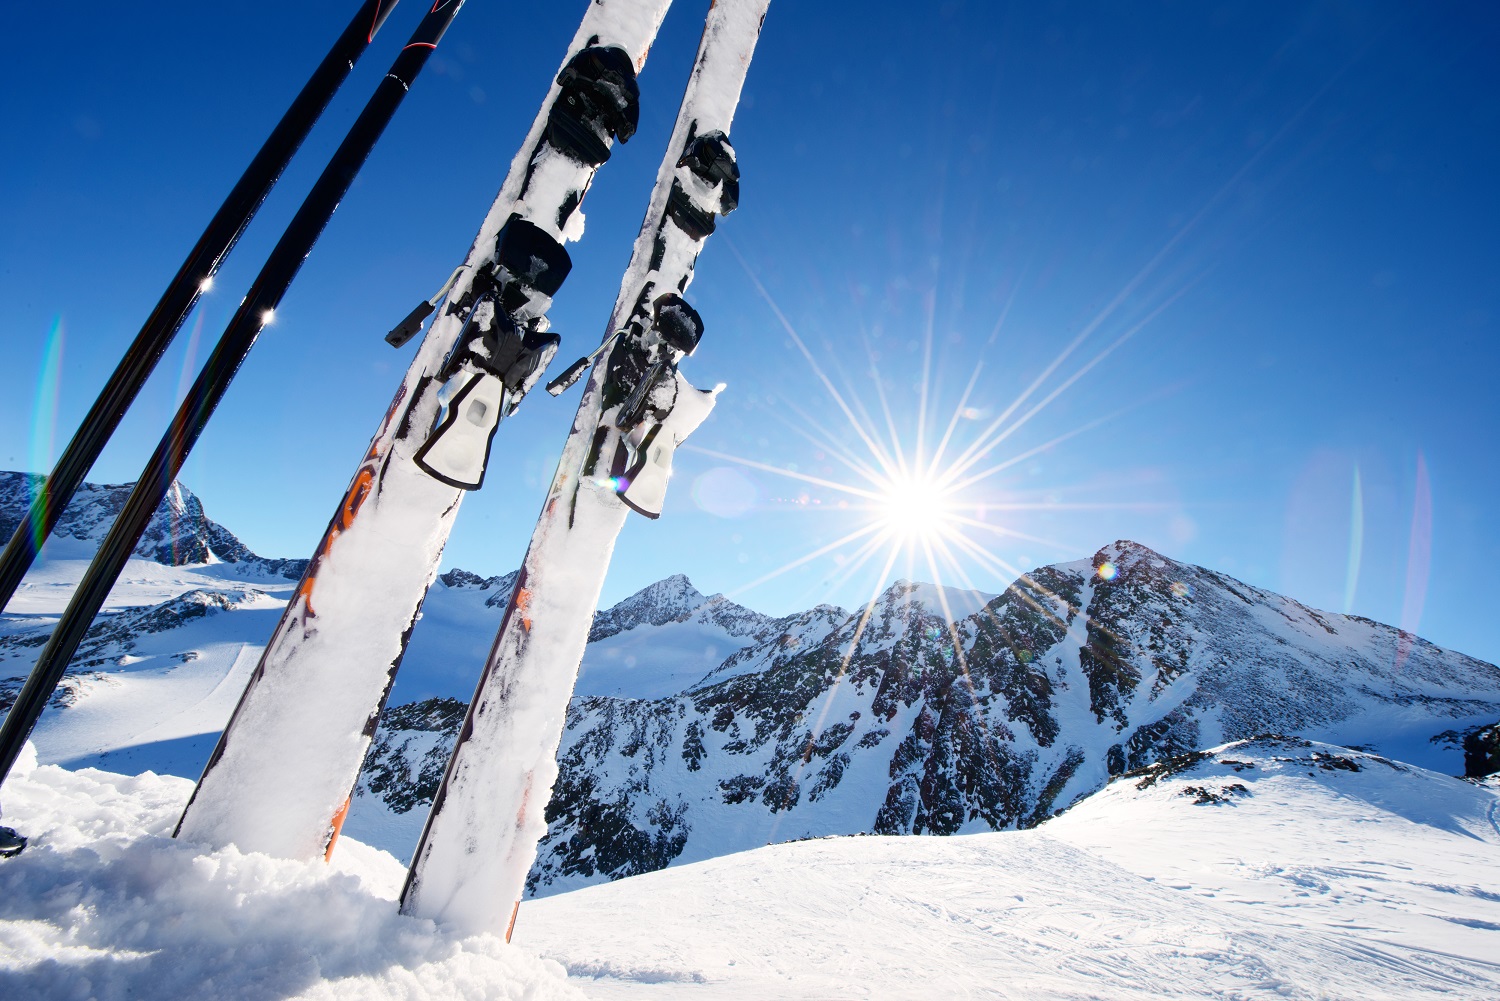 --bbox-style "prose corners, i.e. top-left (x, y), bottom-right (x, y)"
top-left (1047, 737), bottom-right (1500, 971)
top-left (514, 737), bottom-right (1500, 999)
top-left (3, 737), bottom-right (1495, 998)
